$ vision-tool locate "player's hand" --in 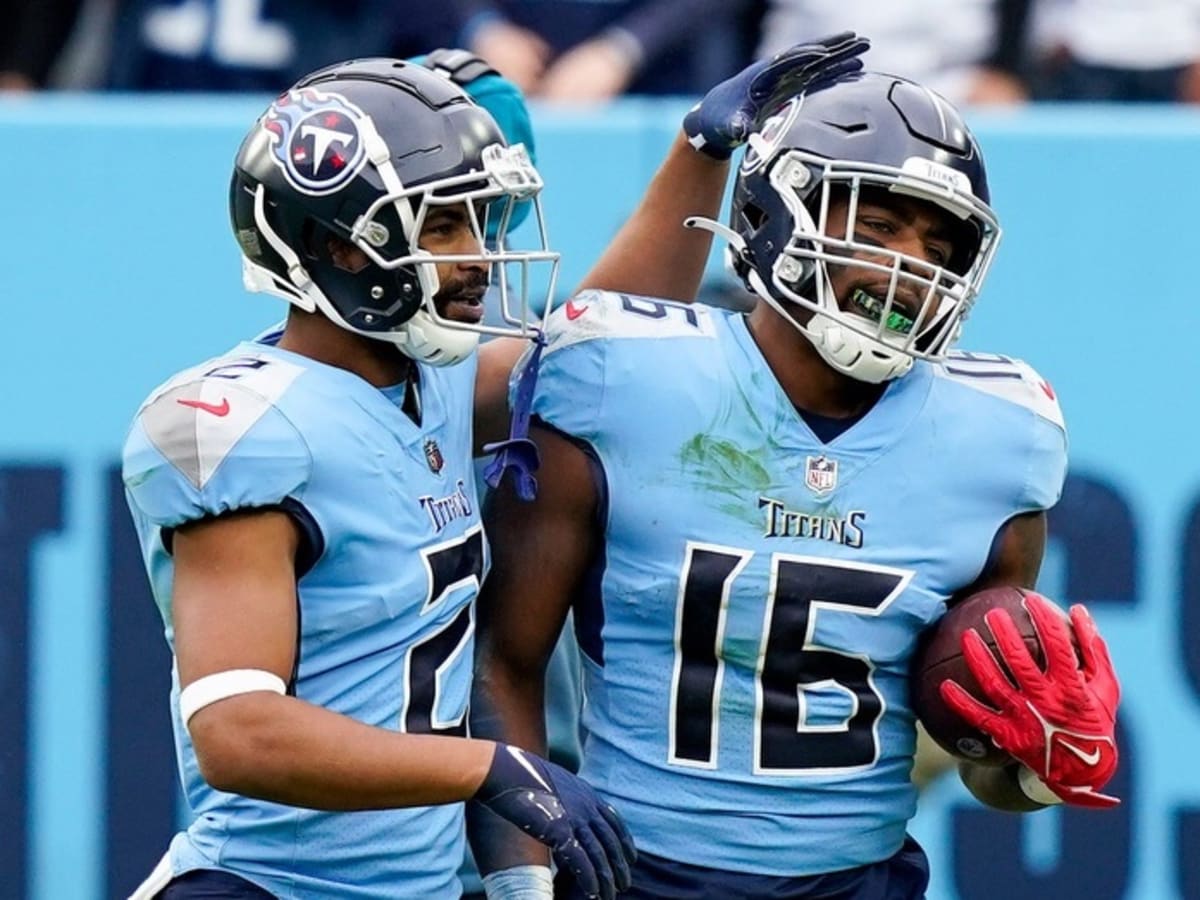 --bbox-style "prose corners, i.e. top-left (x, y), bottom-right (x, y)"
top-left (682, 32), bottom-right (870, 160)
top-left (939, 594), bottom-right (1121, 808)
top-left (474, 743), bottom-right (636, 900)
